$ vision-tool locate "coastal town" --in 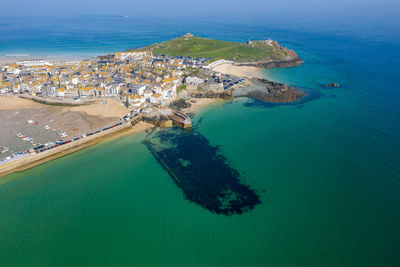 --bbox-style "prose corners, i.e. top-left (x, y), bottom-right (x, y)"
top-left (0, 34), bottom-right (305, 175)
top-left (1, 51), bottom-right (207, 106)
